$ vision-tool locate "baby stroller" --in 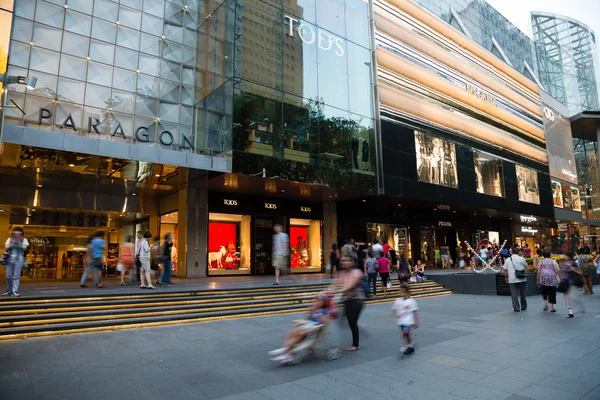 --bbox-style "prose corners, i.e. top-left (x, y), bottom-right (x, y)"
top-left (271, 294), bottom-right (341, 366)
